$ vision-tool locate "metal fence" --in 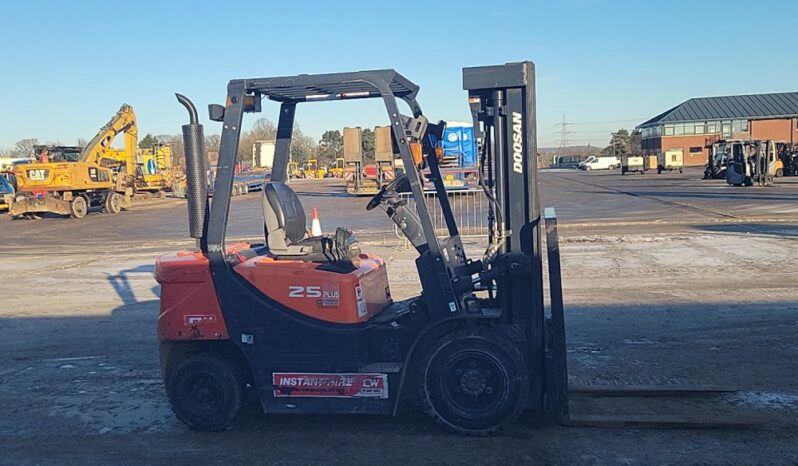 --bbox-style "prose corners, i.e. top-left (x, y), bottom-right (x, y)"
top-left (394, 189), bottom-right (489, 239)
